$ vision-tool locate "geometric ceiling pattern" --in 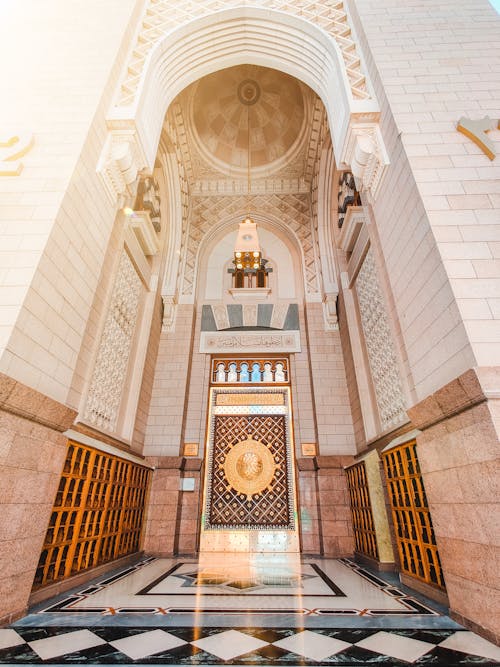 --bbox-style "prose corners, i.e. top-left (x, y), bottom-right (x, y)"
top-left (191, 65), bottom-right (306, 174)
top-left (181, 192), bottom-right (320, 297)
top-left (167, 65), bottom-right (327, 192)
